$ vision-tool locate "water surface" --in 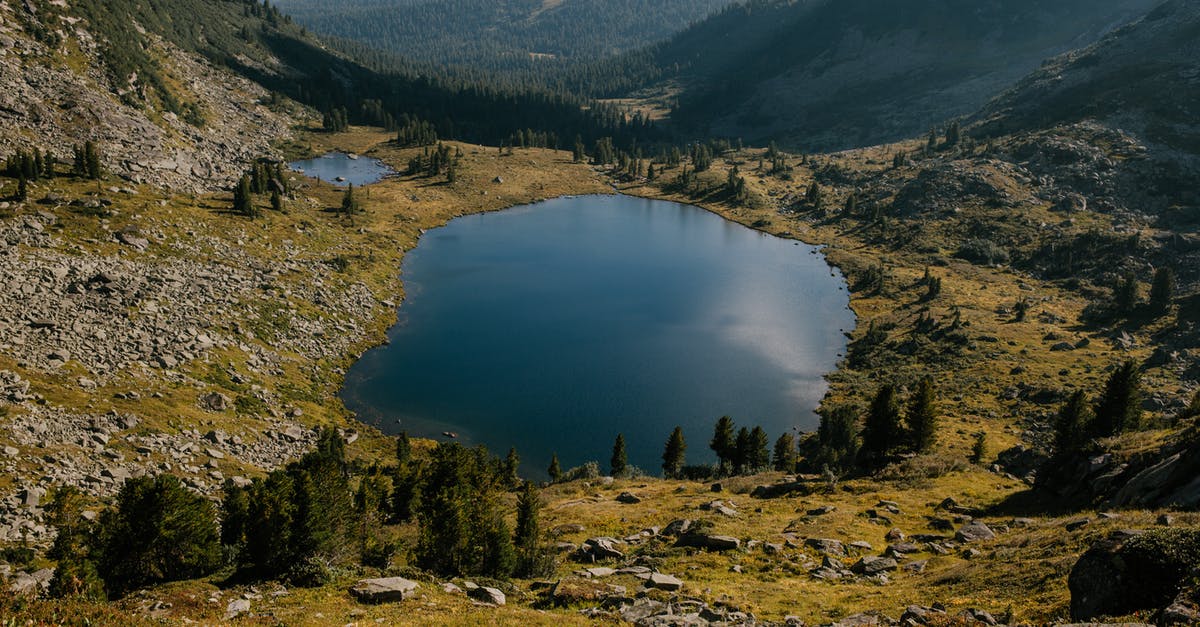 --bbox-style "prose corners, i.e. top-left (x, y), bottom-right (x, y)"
top-left (342, 195), bottom-right (854, 475)
top-left (289, 152), bottom-right (393, 186)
